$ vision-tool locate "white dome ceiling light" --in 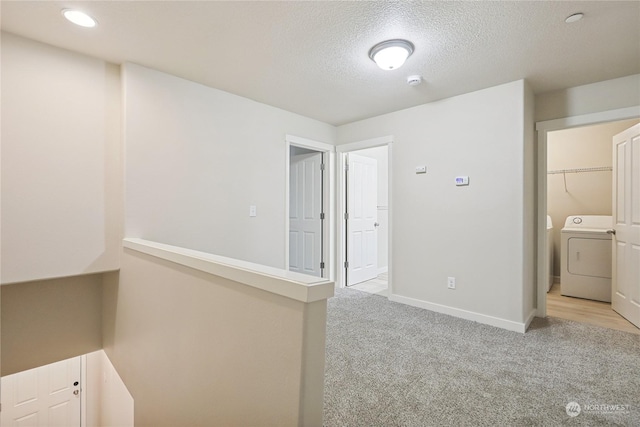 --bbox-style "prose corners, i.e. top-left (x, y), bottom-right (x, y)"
top-left (62, 9), bottom-right (97, 28)
top-left (369, 39), bottom-right (414, 70)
